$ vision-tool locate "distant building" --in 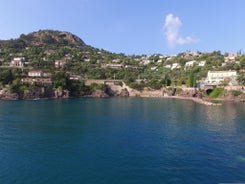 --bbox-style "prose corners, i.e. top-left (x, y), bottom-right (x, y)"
top-left (139, 56), bottom-right (153, 65)
top-left (198, 60), bottom-right (206, 67)
top-left (151, 66), bottom-right (158, 71)
top-left (182, 51), bottom-right (200, 59)
top-left (55, 60), bottom-right (67, 68)
top-left (69, 75), bottom-right (81, 80)
top-left (10, 57), bottom-right (25, 67)
top-left (185, 60), bottom-right (206, 69)
top-left (84, 58), bottom-right (91, 62)
top-left (105, 64), bottom-right (124, 69)
top-left (125, 65), bottom-right (140, 70)
top-left (112, 59), bottom-right (120, 63)
top-left (21, 78), bottom-right (52, 86)
top-left (185, 60), bottom-right (197, 68)
top-left (171, 63), bottom-right (181, 70)
top-left (205, 71), bottom-right (238, 85)
top-left (164, 65), bottom-right (171, 69)
top-left (28, 70), bottom-right (44, 77)
top-left (224, 53), bottom-right (240, 63)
